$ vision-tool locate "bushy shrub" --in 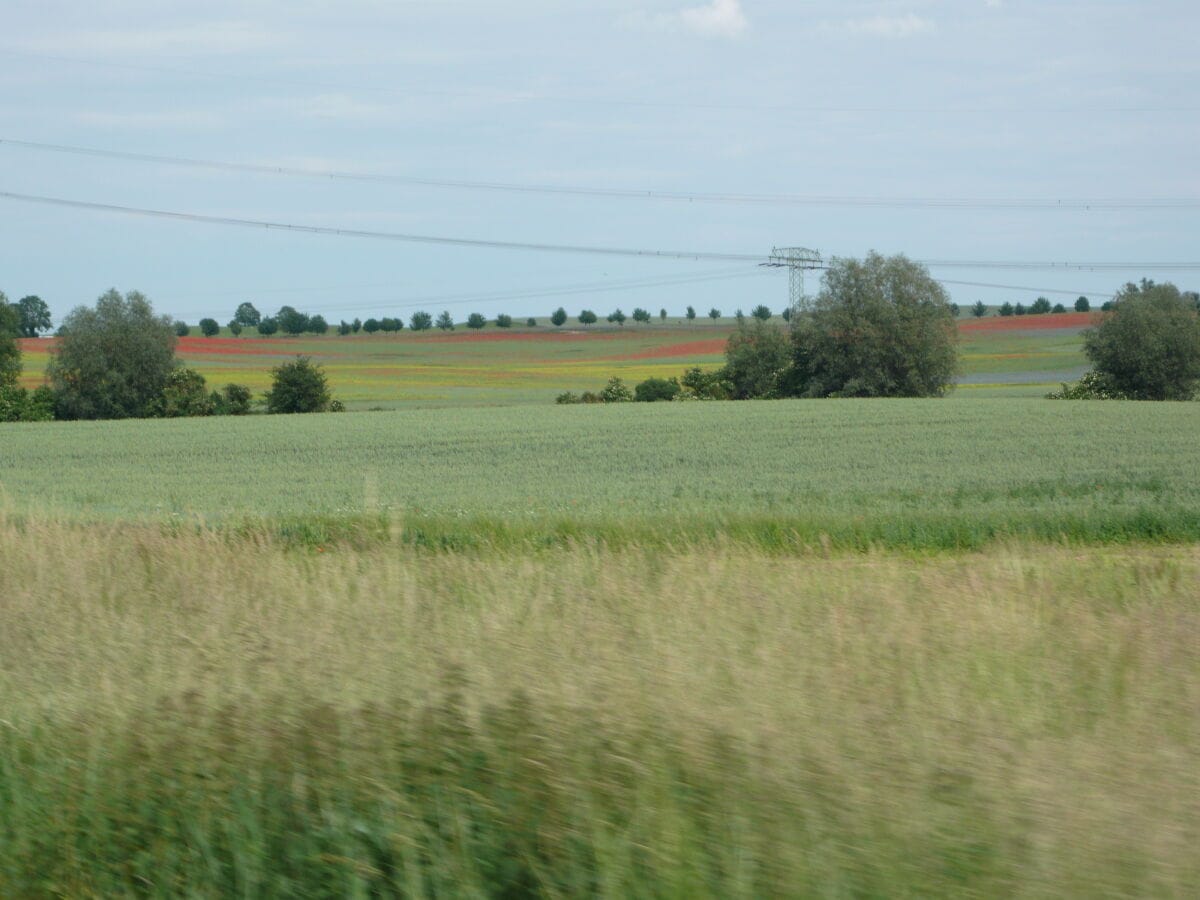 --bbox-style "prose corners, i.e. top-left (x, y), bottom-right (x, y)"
top-left (363, 318), bottom-right (381, 334)
top-left (724, 320), bottom-right (791, 399)
top-left (215, 383), bottom-right (252, 415)
top-left (199, 318), bottom-right (220, 337)
top-left (0, 384), bottom-right (55, 422)
top-left (381, 318), bottom-right (403, 333)
top-left (599, 377), bottom-right (632, 402)
top-left (680, 366), bottom-right (730, 400)
top-left (229, 320), bottom-right (243, 336)
top-left (337, 321), bottom-right (351, 335)
top-left (1030, 297), bottom-right (1052, 315)
top-left (257, 317), bottom-right (279, 336)
top-left (264, 356), bottom-right (332, 414)
top-left (1045, 371), bottom-right (1125, 400)
top-left (972, 301), bottom-right (987, 317)
top-left (578, 310), bottom-right (597, 325)
top-left (330, 399), bottom-right (346, 412)
top-left (467, 313), bottom-right (486, 329)
top-left (555, 391), bottom-right (580, 404)
top-left (579, 391), bottom-right (602, 403)
top-left (634, 377), bottom-right (681, 402)
top-left (307, 315), bottom-right (329, 335)
top-left (155, 368), bottom-right (214, 417)
top-left (526, 317), bottom-right (537, 327)
top-left (1052, 303), bottom-right (1066, 314)
top-left (551, 307), bottom-right (567, 327)
top-left (998, 302), bottom-right (1014, 317)
top-left (495, 314), bottom-right (513, 328)
top-left (1075, 296), bottom-right (1090, 312)
top-left (174, 320), bottom-right (190, 337)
